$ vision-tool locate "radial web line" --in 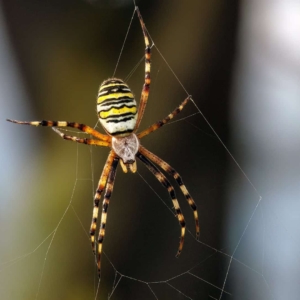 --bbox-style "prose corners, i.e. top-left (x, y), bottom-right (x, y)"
top-left (34, 143), bottom-right (81, 300)
top-left (137, 171), bottom-right (263, 278)
top-left (218, 196), bottom-right (262, 299)
top-left (124, 43), bottom-right (155, 83)
top-left (112, 6), bottom-right (136, 78)
top-left (148, 36), bottom-right (261, 198)
top-left (0, 230), bottom-right (55, 271)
